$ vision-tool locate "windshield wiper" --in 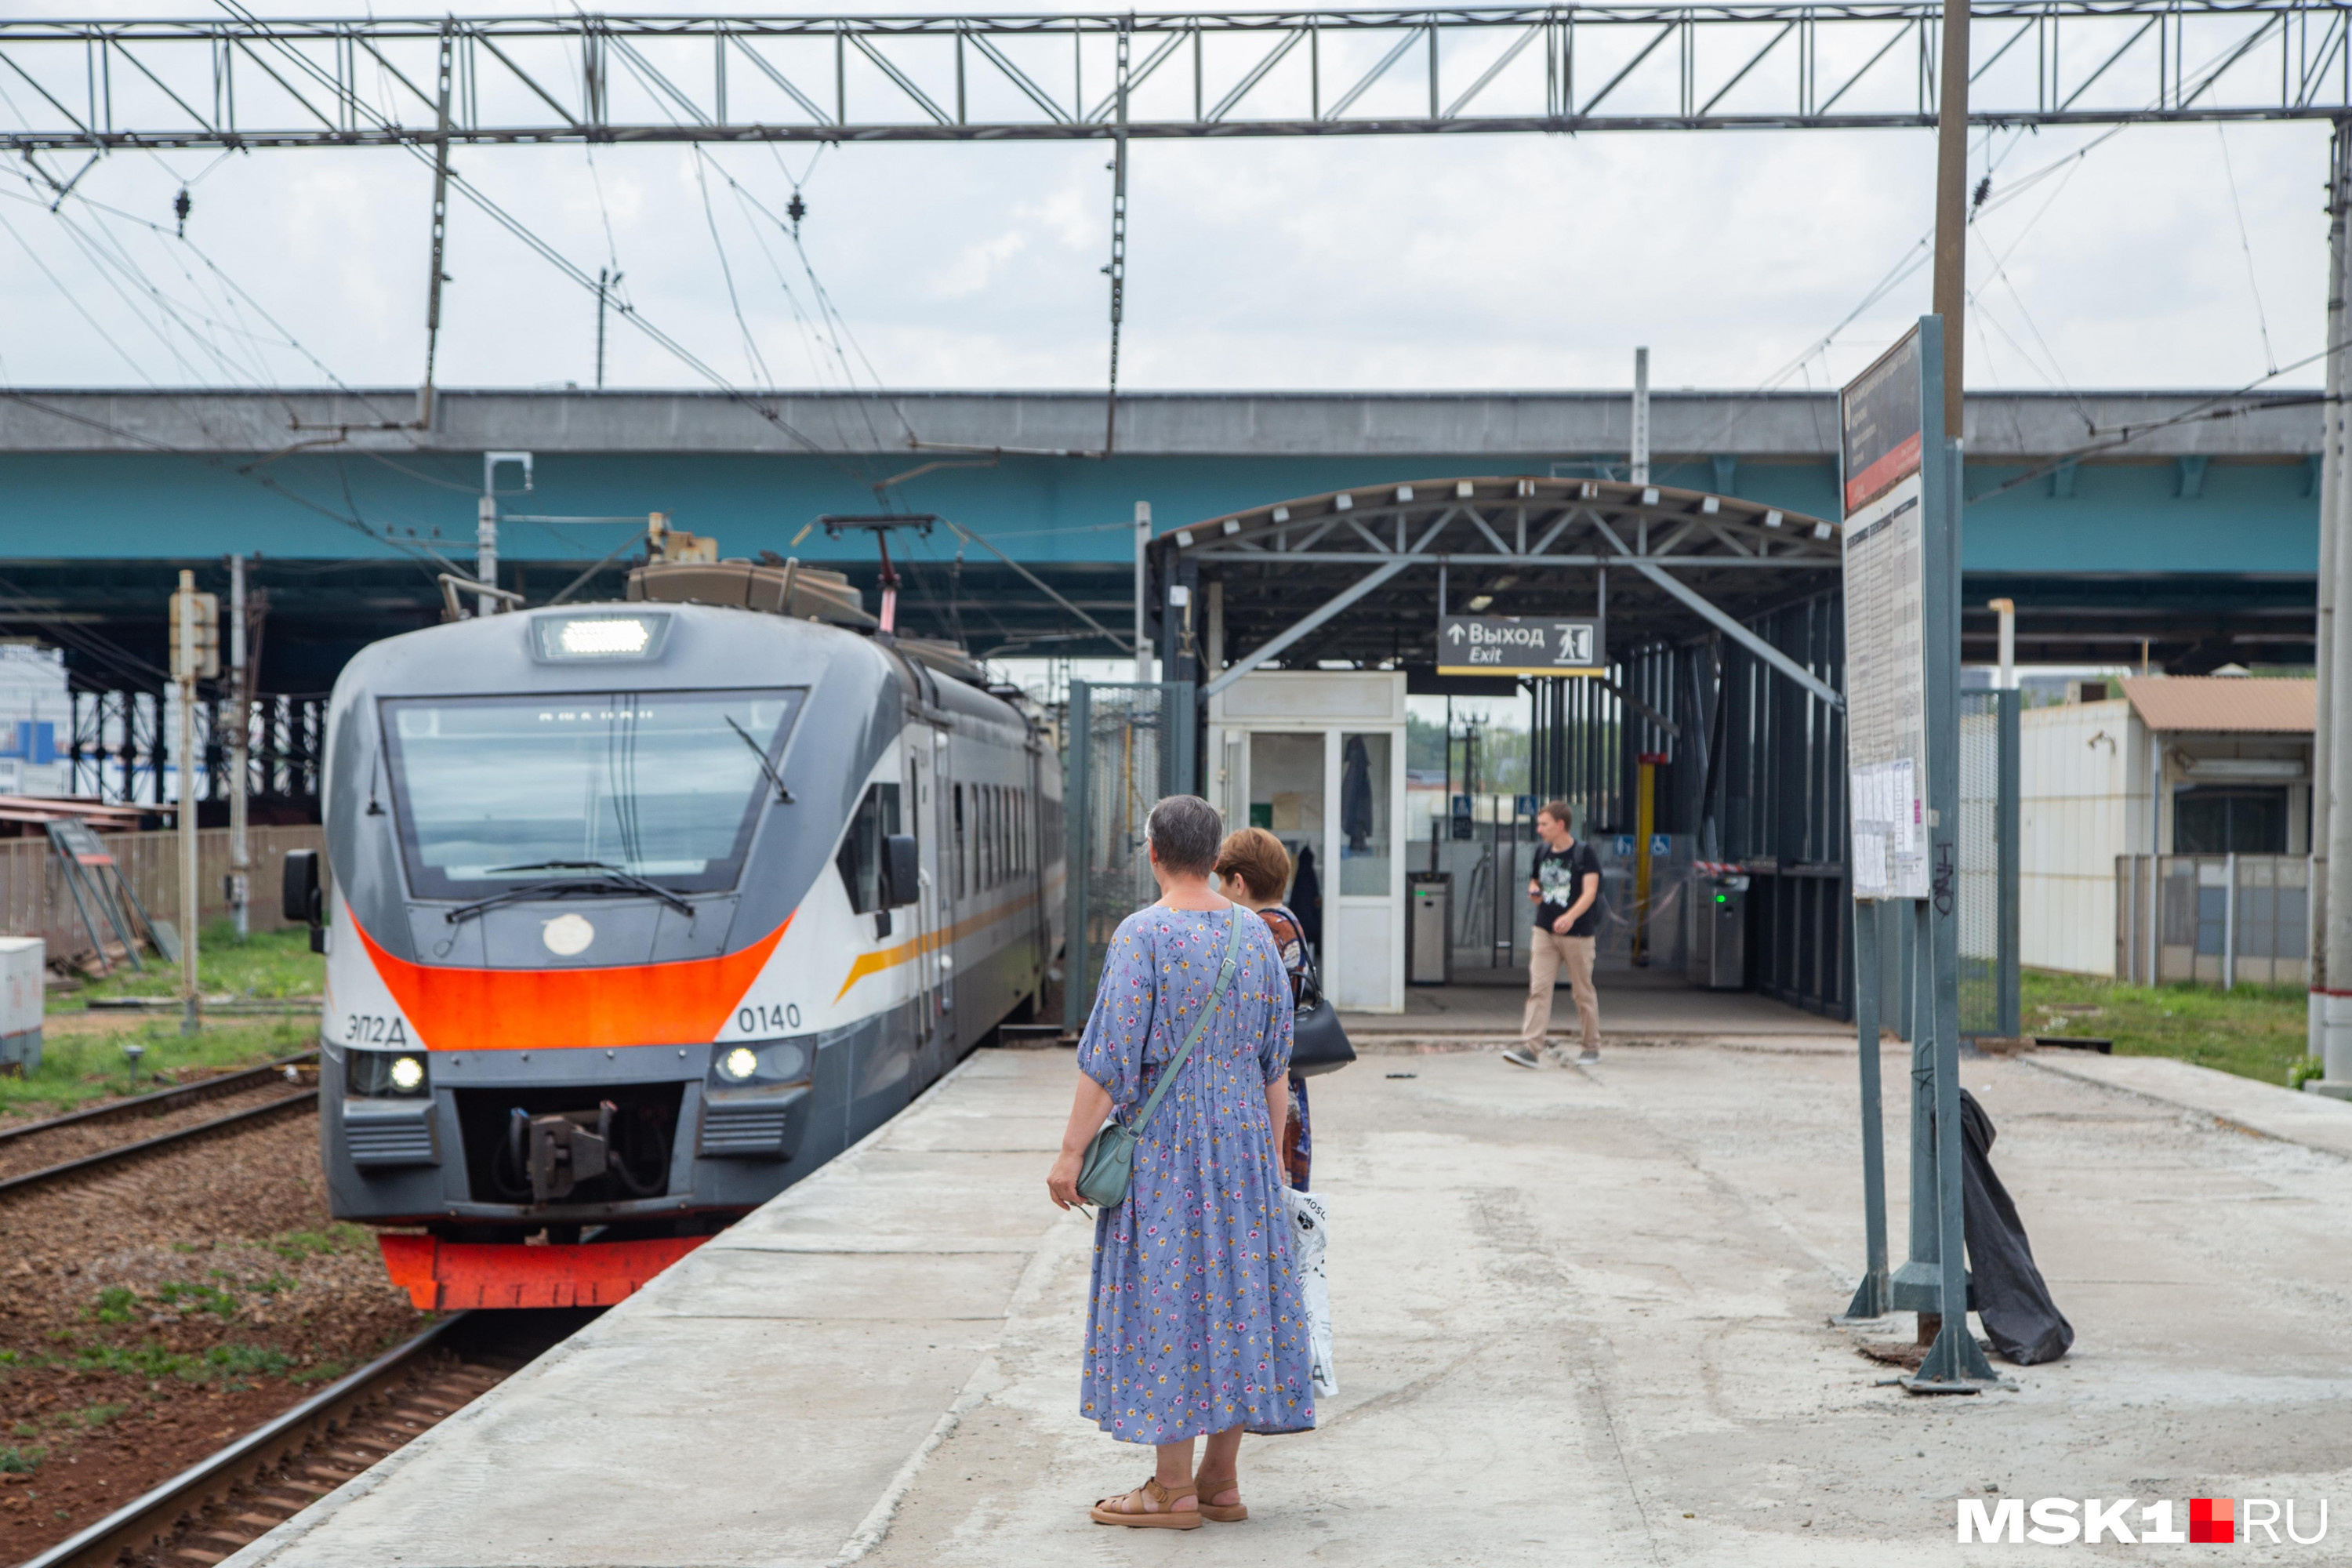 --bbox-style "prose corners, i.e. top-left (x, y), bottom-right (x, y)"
top-left (446, 862), bottom-right (695, 925)
top-left (725, 717), bottom-right (794, 803)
